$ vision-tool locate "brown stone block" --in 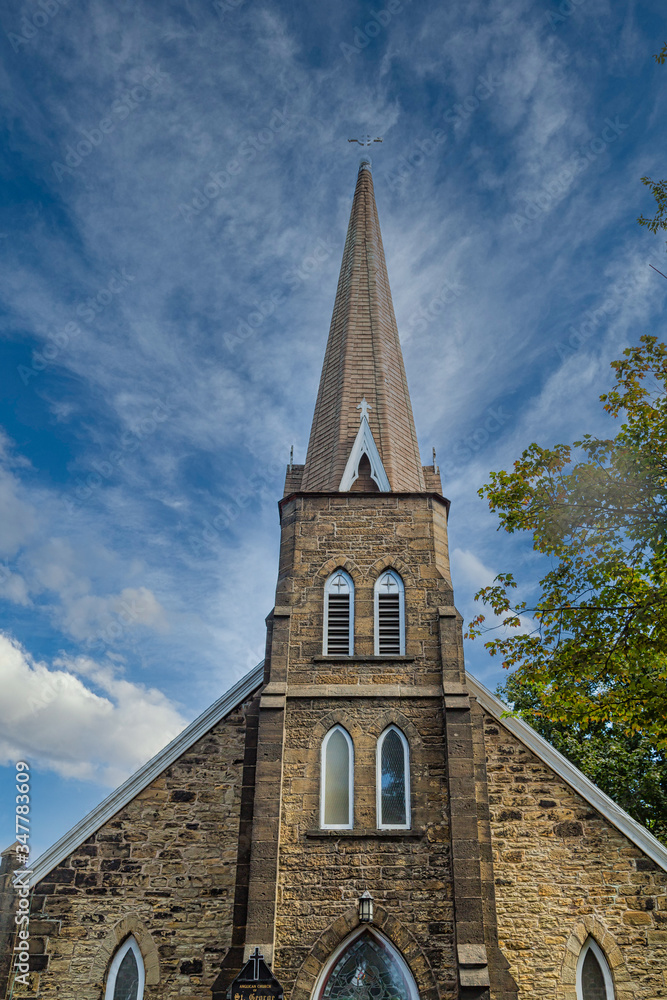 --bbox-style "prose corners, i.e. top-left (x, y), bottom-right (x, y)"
top-left (622, 910), bottom-right (652, 925)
